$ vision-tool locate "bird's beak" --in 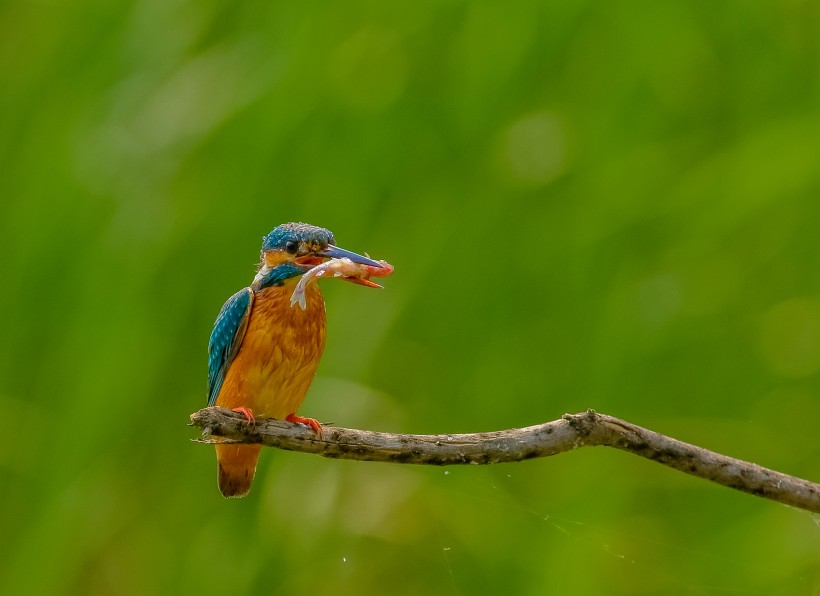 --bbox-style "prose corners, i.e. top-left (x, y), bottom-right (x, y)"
top-left (318, 245), bottom-right (384, 268)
